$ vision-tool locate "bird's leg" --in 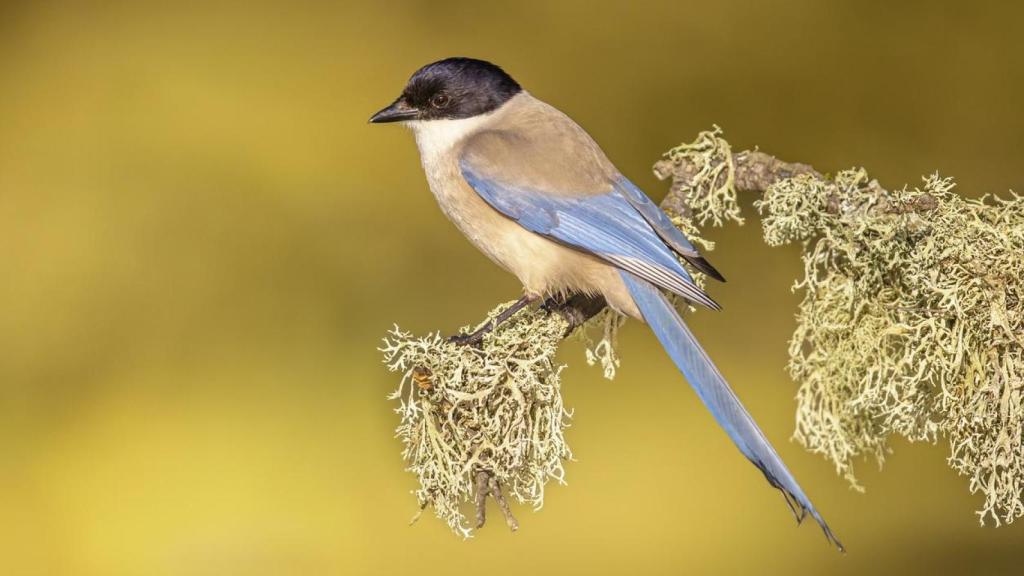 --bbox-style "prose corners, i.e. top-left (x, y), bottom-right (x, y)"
top-left (448, 294), bottom-right (538, 346)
